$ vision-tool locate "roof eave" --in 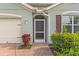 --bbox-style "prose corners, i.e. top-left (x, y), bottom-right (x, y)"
top-left (17, 3), bottom-right (62, 12)
top-left (21, 3), bottom-right (34, 10)
top-left (16, 3), bottom-right (35, 12)
top-left (46, 3), bottom-right (61, 10)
